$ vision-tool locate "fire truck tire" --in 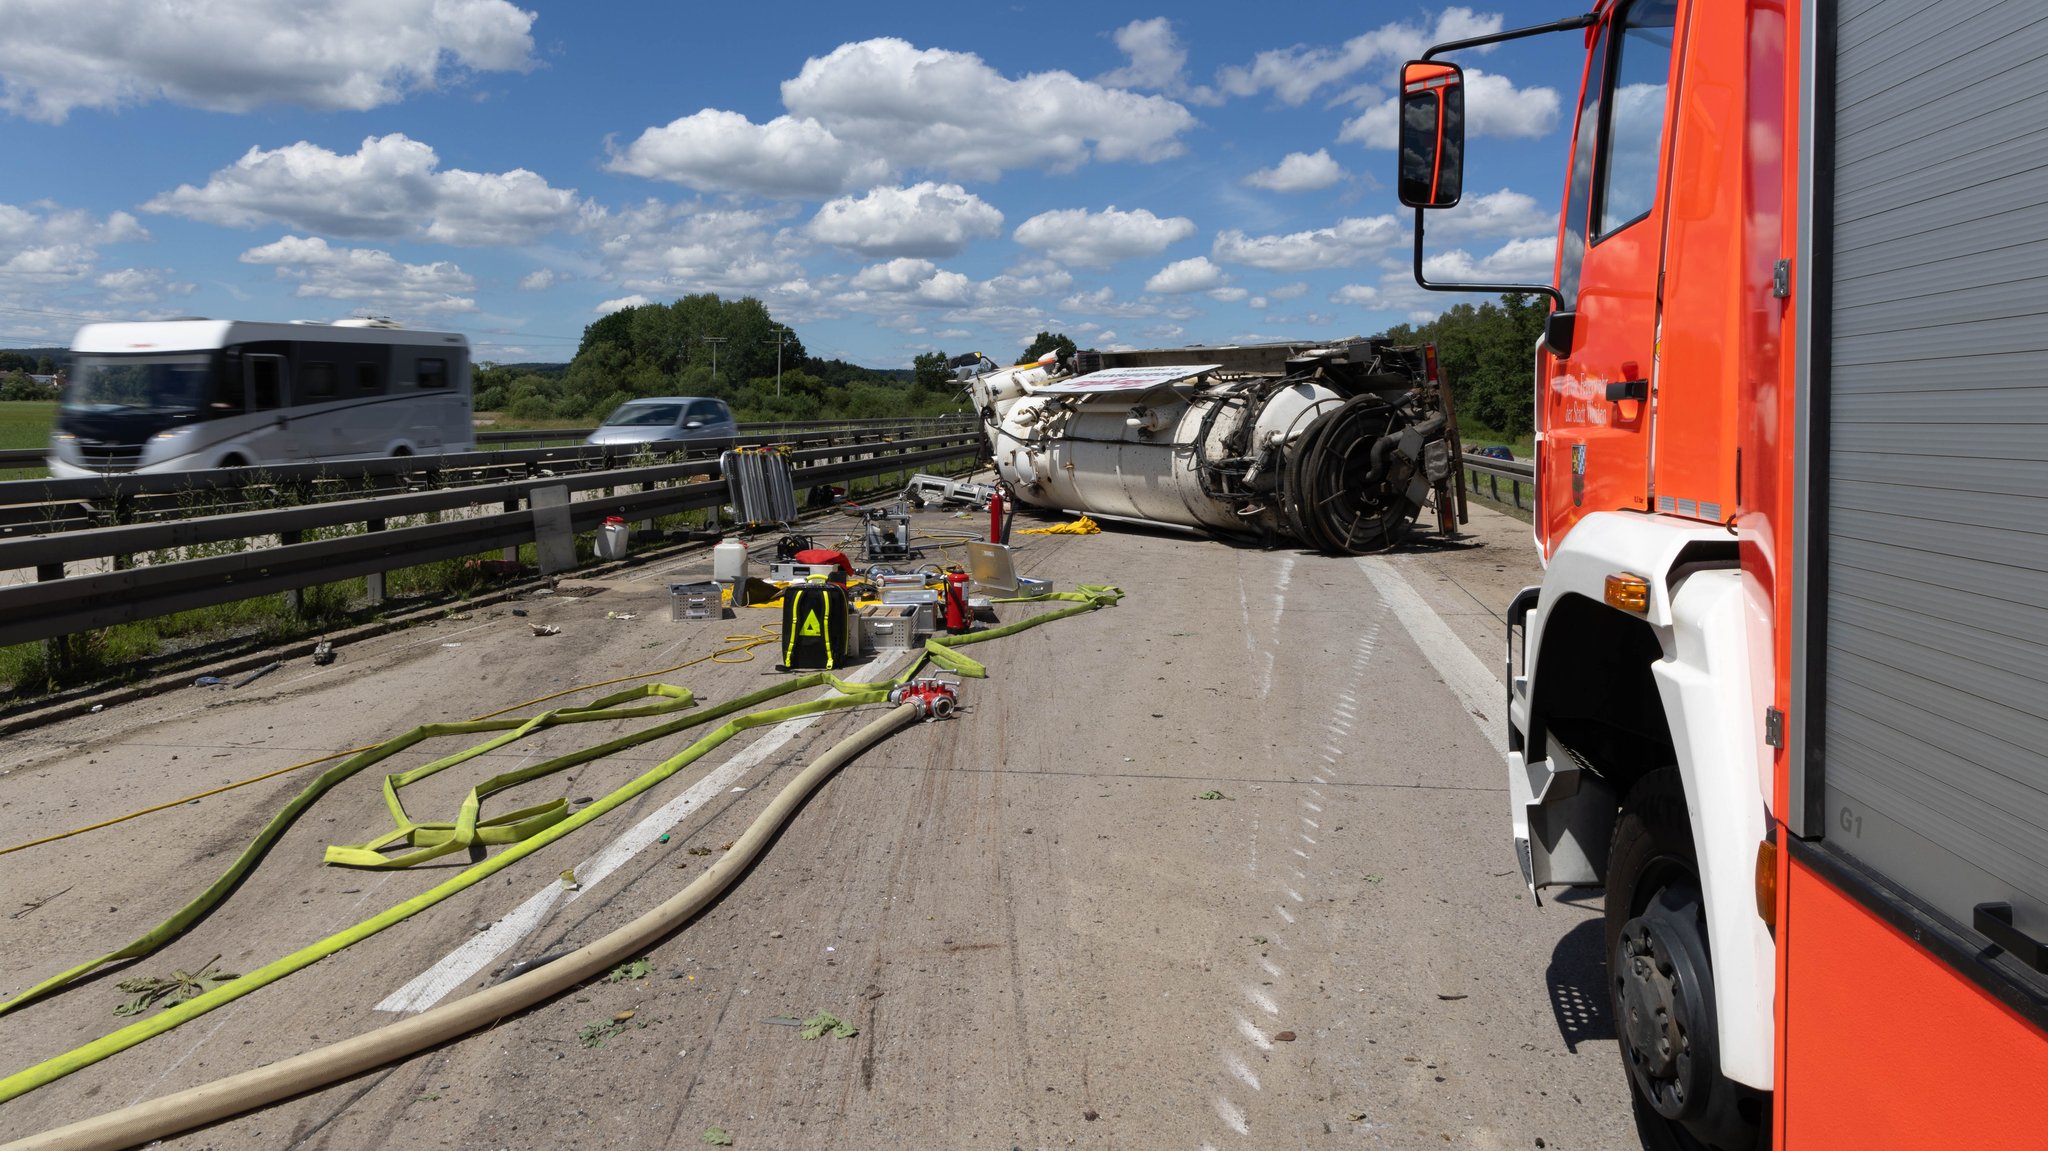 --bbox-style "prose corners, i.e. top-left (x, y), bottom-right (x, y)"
top-left (1607, 769), bottom-right (1767, 1151)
